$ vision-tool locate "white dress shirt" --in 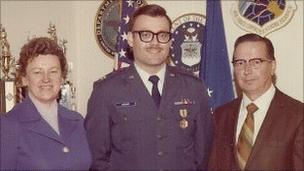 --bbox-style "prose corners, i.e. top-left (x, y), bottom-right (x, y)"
top-left (236, 84), bottom-right (276, 143)
top-left (134, 63), bottom-right (166, 96)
